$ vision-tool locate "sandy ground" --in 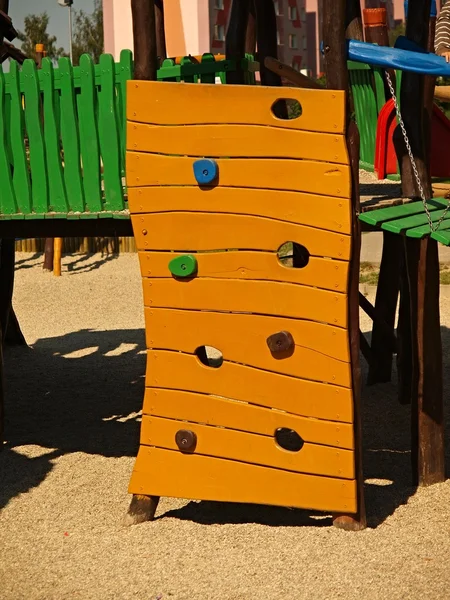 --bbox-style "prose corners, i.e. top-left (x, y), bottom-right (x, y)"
top-left (1, 251), bottom-right (450, 600)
